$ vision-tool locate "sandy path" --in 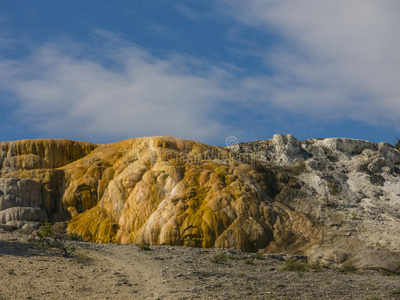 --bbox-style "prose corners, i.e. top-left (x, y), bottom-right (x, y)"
top-left (1, 231), bottom-right (400, 300)
top-left (87, 243), bottom-right (175, 299)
